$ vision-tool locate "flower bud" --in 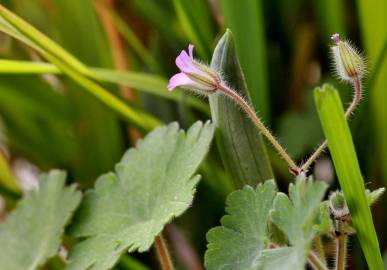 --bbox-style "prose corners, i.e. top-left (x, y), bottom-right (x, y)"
top-left (331, 33), bottom-right (365, 82)
top-left (168, 44), bottom-right (221, 94)
top-left (328, 191), bottom-right (350, 221)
